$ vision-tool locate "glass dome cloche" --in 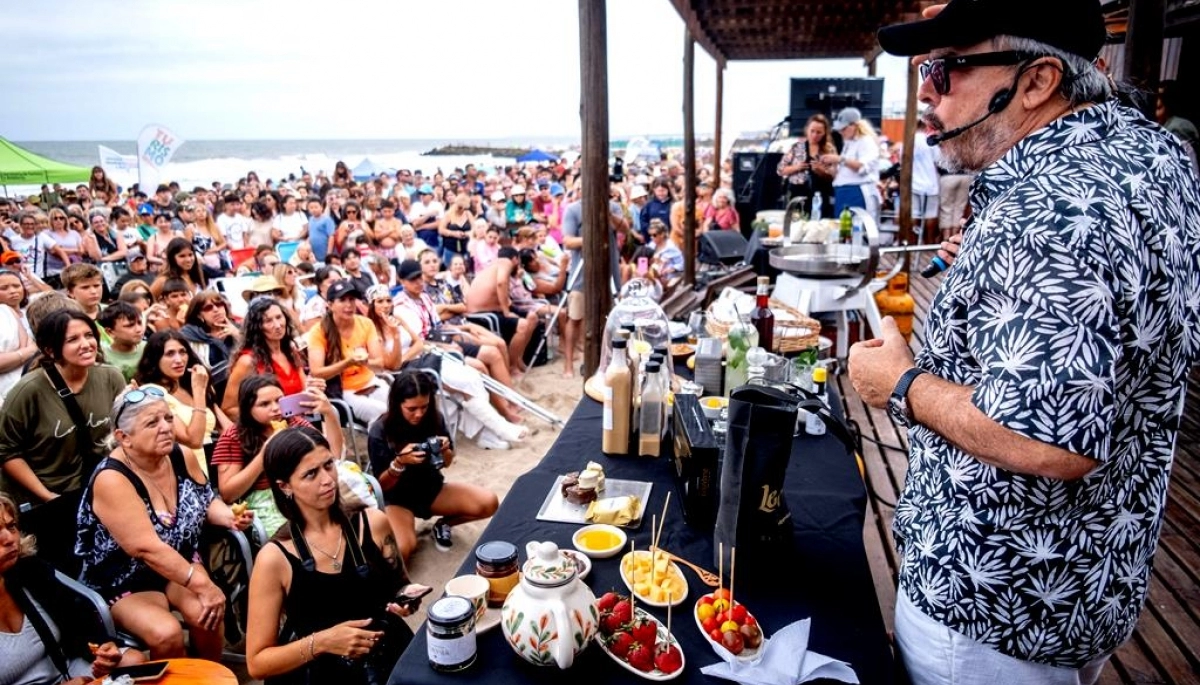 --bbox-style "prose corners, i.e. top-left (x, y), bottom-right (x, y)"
top-left (585, 279), bottom-right (672, 401)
